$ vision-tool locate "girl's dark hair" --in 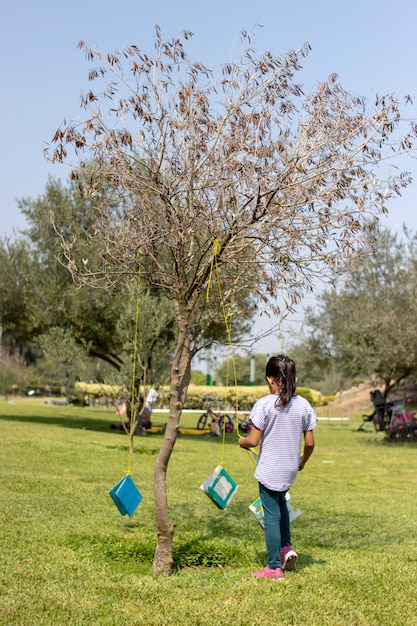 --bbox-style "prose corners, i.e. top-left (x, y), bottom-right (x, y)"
top-left (266, 355), bottom-right (297, 407)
